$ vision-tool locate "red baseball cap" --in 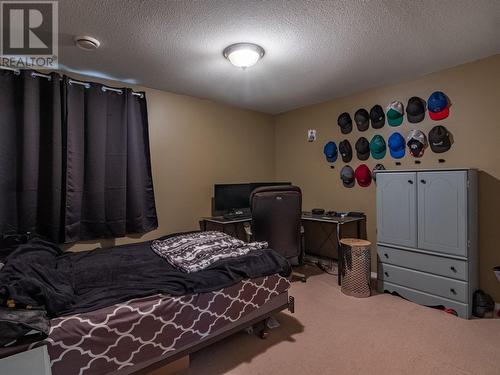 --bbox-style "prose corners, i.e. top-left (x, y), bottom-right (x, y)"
top-left (355, 164), bottom-right (372, 187)
top-left (429, 106), bottom-right (449, 121)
